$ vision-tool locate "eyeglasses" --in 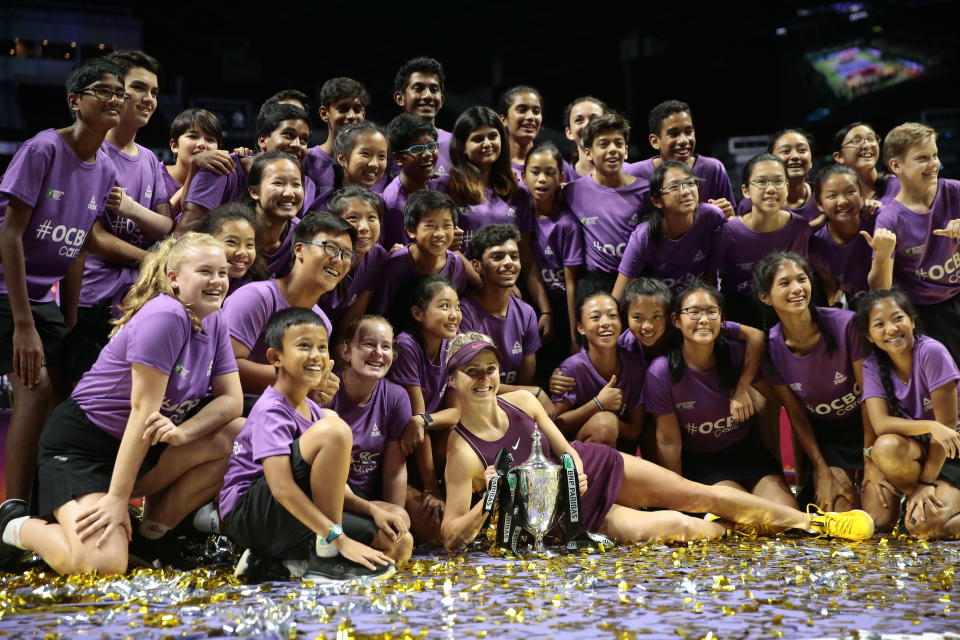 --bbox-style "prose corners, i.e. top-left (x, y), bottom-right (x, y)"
top-left (397, 141), bottom-right (439, 156)
top-left (77, 87), bottom-right (132, 104)
top-left (842, 135), bottom-right (879, 148)
top-left (680, 306), bottom-right (721, 320)
top-left (301, 240), bottom-right (358, 266)
top-left (749, 178), bottom-right (787, 189)
top-left (660, 178), bottom-right (699, 195)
